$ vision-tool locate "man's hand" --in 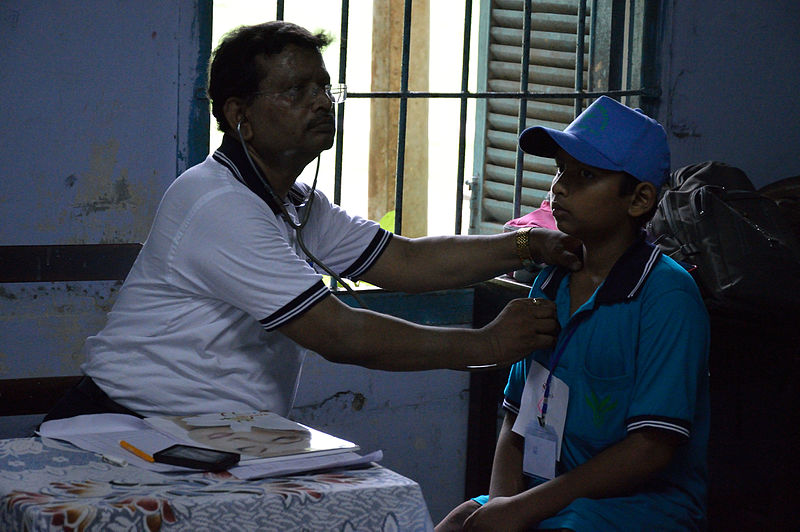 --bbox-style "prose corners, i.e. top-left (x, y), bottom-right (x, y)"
top-left (361, 228), bottom-right (581, 294)
top-left (477, 298), bottom-right (559, 367)
top-left (529, 228), bottom-right (582, 271)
